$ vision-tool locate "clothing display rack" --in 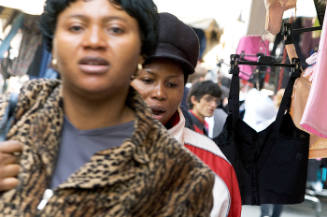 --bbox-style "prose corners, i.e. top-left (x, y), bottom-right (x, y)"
top-left (216, 53), bottom-right (308, 205)
top-left (229, 54), bottom-right (300, 75)
top-left (282, 22), bottom-right (323, 44)
top-left (233, 19), bottom-right (325, 214)
top-left (230, 53), bottom-right (300, 91)
top-left (280, 20), bottom-right (327, 217)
